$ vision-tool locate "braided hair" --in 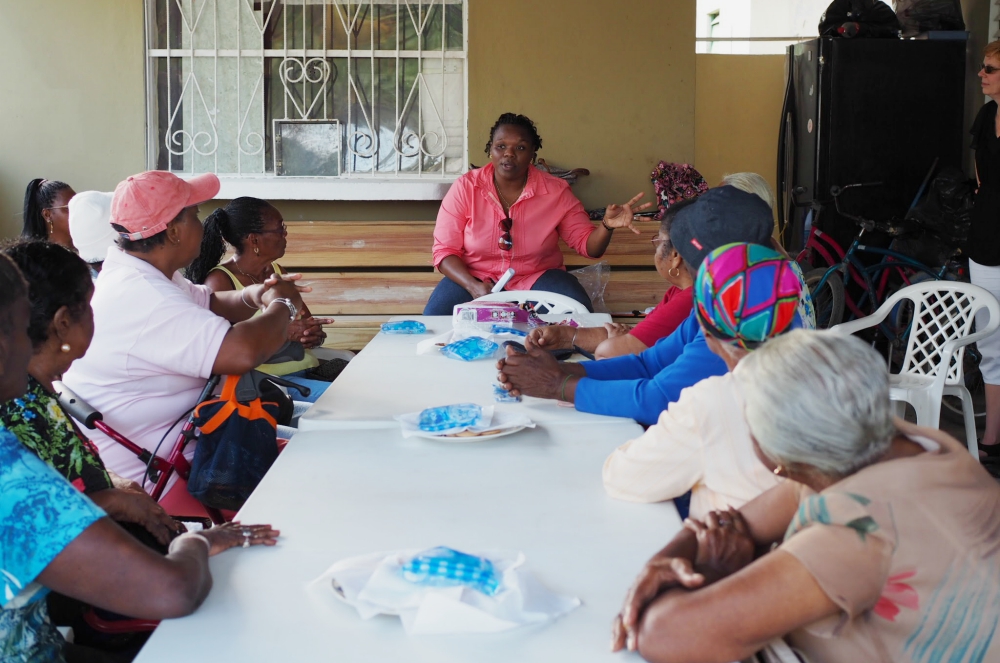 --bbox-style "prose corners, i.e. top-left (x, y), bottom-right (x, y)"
top-left (1, 240), bottom-right (91, 347)
top-left (484, 113), bottom-right (543, 156)
top-left (22, 179), bottom-right (72, 240)
top-left (186, 197), bottom-right (273, 284)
